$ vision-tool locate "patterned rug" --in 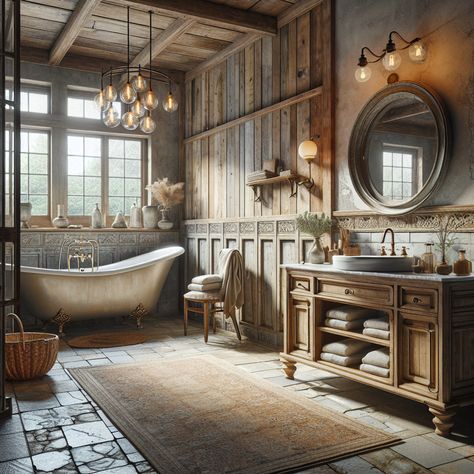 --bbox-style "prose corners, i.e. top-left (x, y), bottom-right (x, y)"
top-left (67, 332), bottom-right (147, 348)
top-left (70, 356), bottom-right (397, 473)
